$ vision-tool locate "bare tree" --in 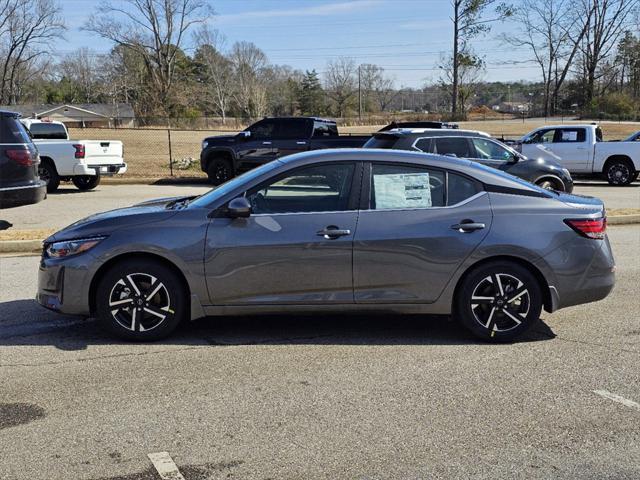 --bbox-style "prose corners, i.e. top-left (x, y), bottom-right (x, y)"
top-left (193, 26), bottom-right (233, 123)
top-left (0, 0), bottom-right (65, 104)
top-left (324, 57), bottom-right (357, 117)
top-left (84, 0), bottom-right (212, 114)
top-left (228, 41), bottom-right (268, 119)
top-left (447, 0), bottom-right (511, 117)
top-left (370, 68), bottom-right (397, 112)
top-left (504, 0), bottom-right (593, 115)
top-left (576, 0), bottom-right (638, 104)
top-left (57, 48), bottom-right (101, 103)
top-left (439, 52), bottom-right (485, 117)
